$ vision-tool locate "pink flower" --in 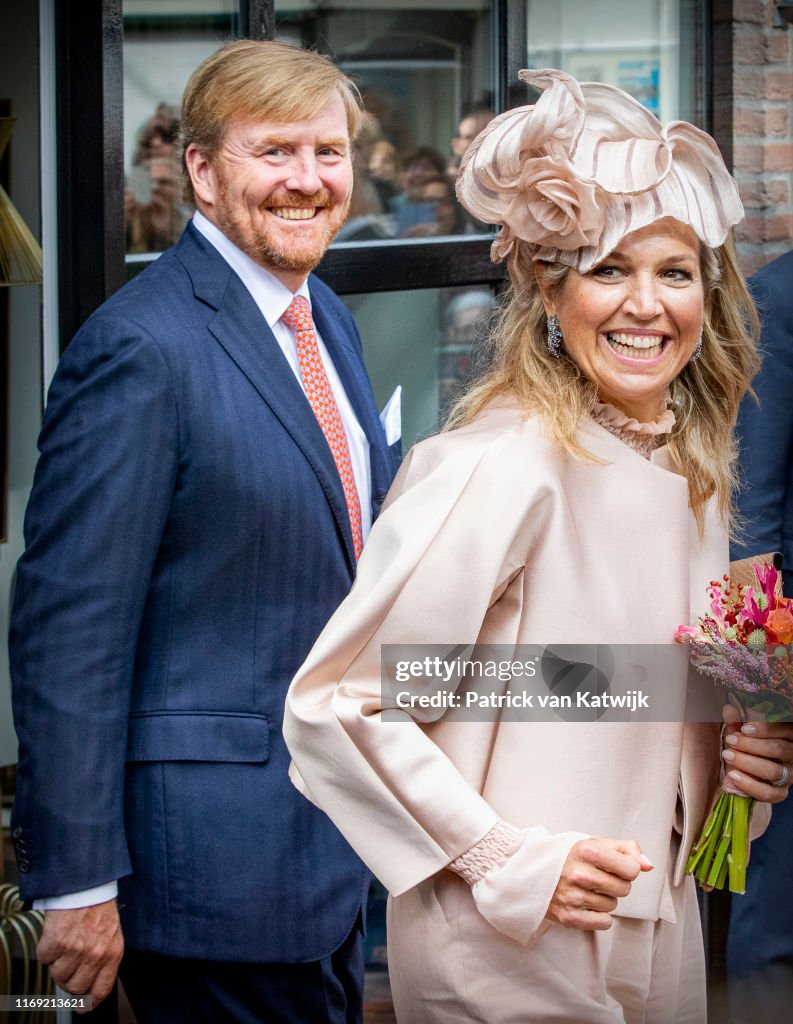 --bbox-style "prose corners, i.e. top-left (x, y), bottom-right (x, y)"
top-left (456, 70), bottom-right (605, 257)
top-left (504, 157), bottom-right (603, 249)
top-left (754, 563), bottom-right (779, 606)
top-left (740, 588), bottom-right (768, 631)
